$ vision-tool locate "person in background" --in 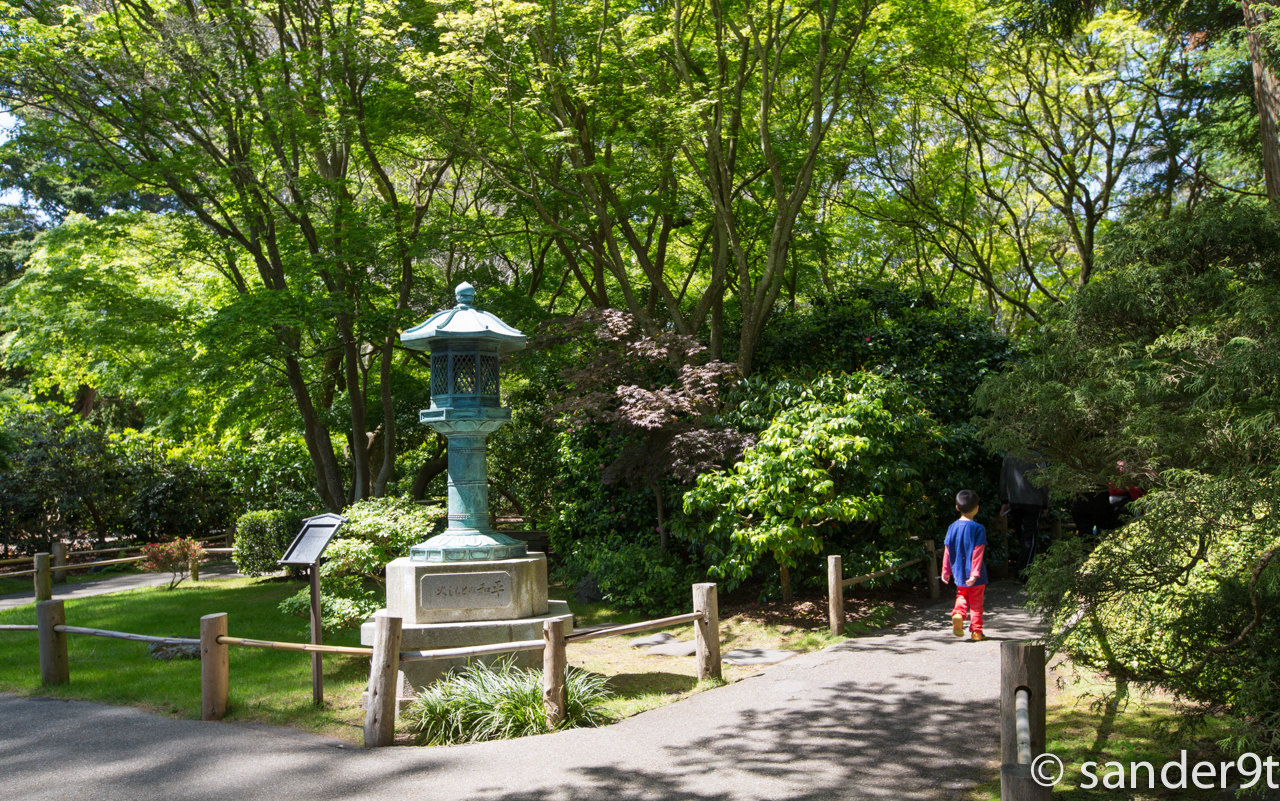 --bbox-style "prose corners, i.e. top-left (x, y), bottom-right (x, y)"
top-left (1073, 460), bottom-right (1145, 544)
top-left (999, 453), bottom-right (1049, 579)
top-left (942, 489), bottom-right (987, 642)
